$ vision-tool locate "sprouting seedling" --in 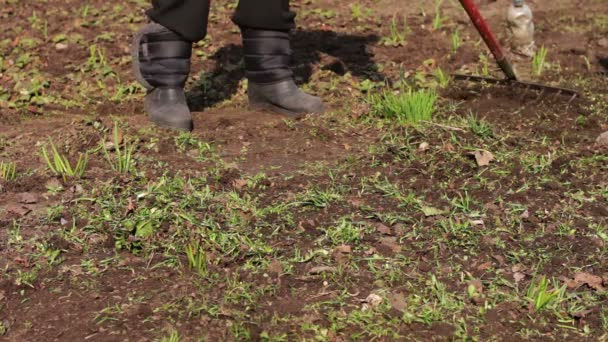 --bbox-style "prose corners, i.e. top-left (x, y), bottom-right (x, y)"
top-left (433, 0), bottom-right (447, 30)
top-left (0, 161), bottom-right (17, 181)
top-left (185, 242), bottom-right (208, 277)
top-left (381, 15), bottom-right (411, 47)
top-left (451, 30), bottom-right (461, 53)
top-left (41, 140), bottom-right (88, 181)
top-left (526, 276), bottom-right (566, 312)
top-left (102, 122), bottom-right (136, 174)
top-left (532, 46), bottom-right (548, 76)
